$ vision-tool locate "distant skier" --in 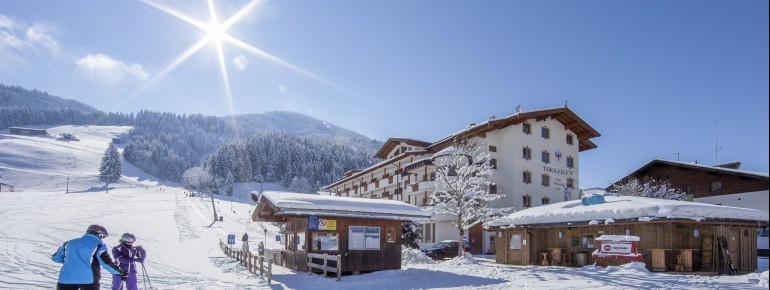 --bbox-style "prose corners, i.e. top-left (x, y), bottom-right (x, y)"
top-left (51, 224), bottom-right (127, 290)
top-left (111, 233), bottom-right (146, 290)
